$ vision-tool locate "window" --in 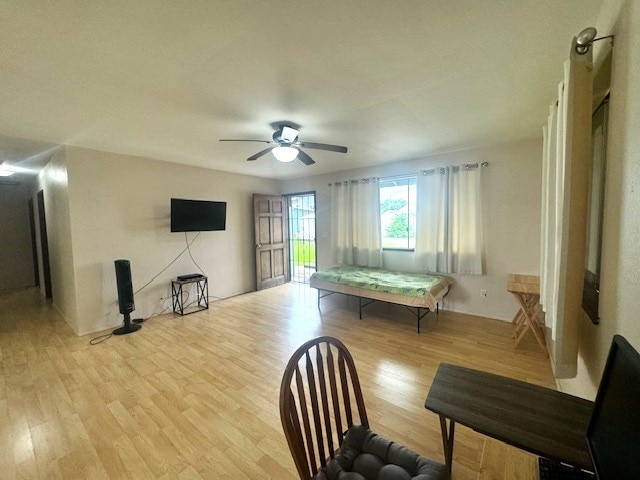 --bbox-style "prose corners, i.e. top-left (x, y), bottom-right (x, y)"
top-left (583, 96), bottom-right (609, 324)
top-left (379, 176), bottom-right (416, 250)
